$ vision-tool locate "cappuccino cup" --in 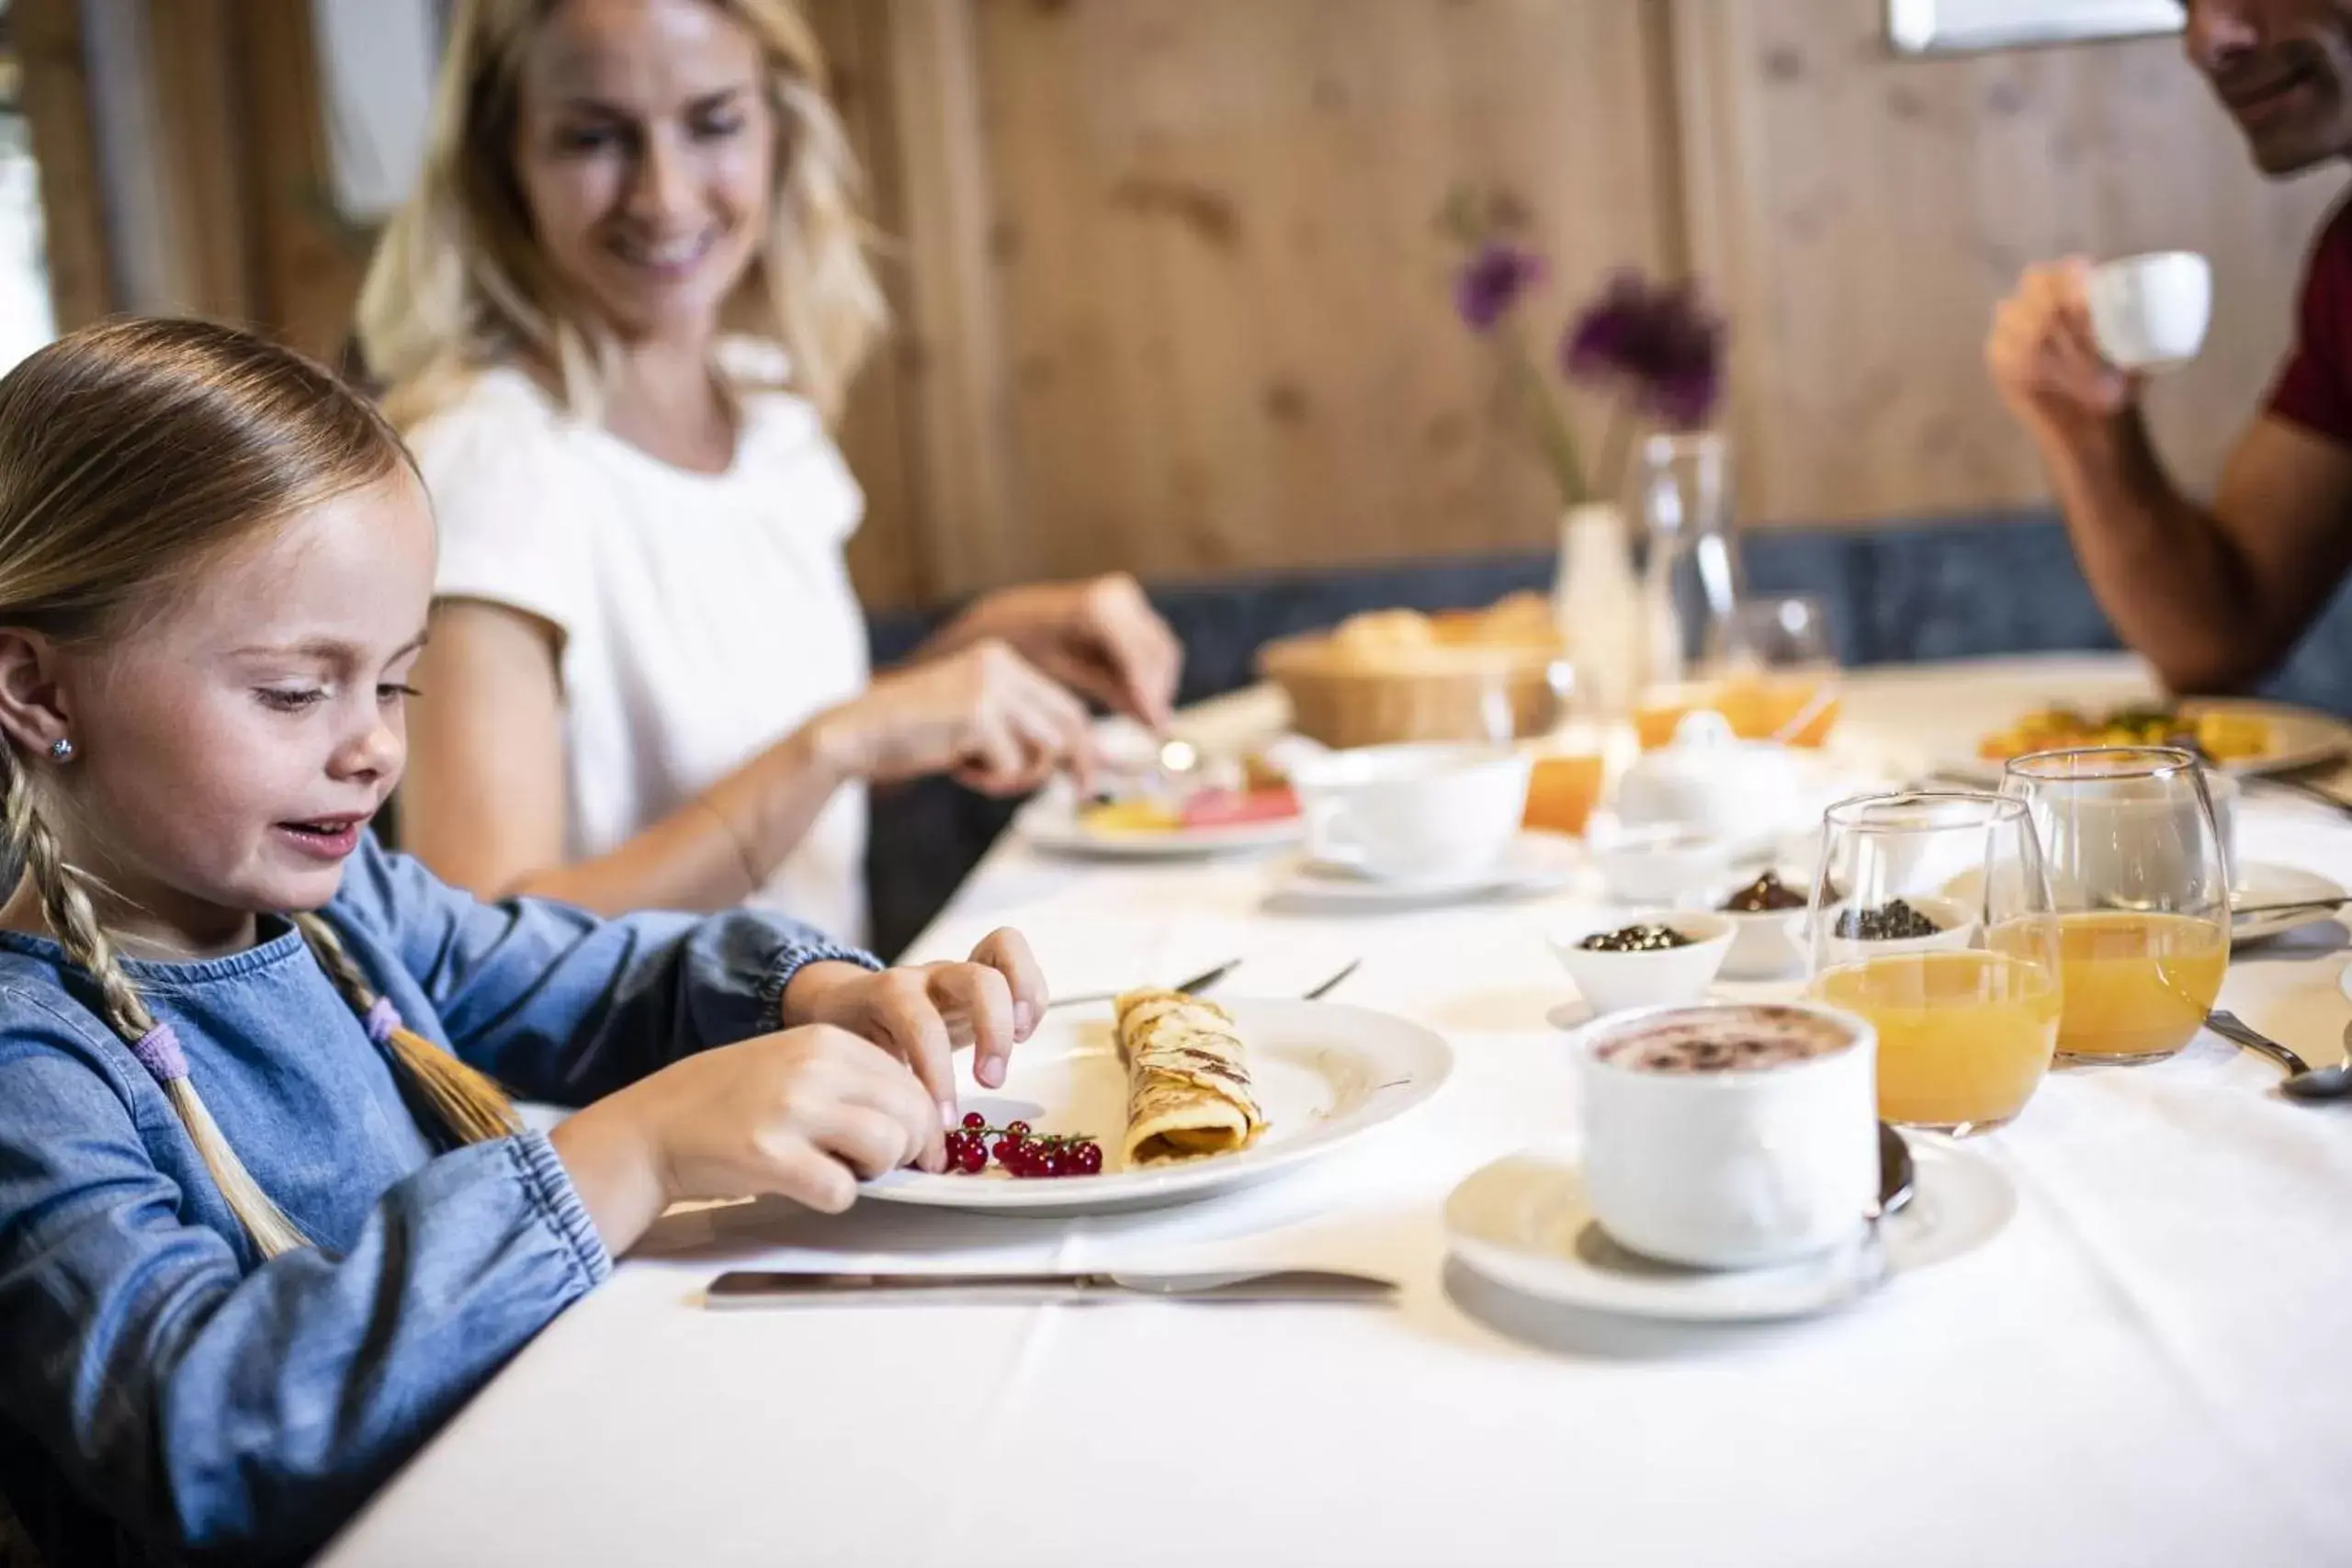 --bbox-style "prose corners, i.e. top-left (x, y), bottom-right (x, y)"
top-left (1291, 743), bottom-right (1532, 882)
top-left (2086, 252), bottom-right (2211, 372)
top-left (1573, 1001), bottom-right (1879, 1269)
